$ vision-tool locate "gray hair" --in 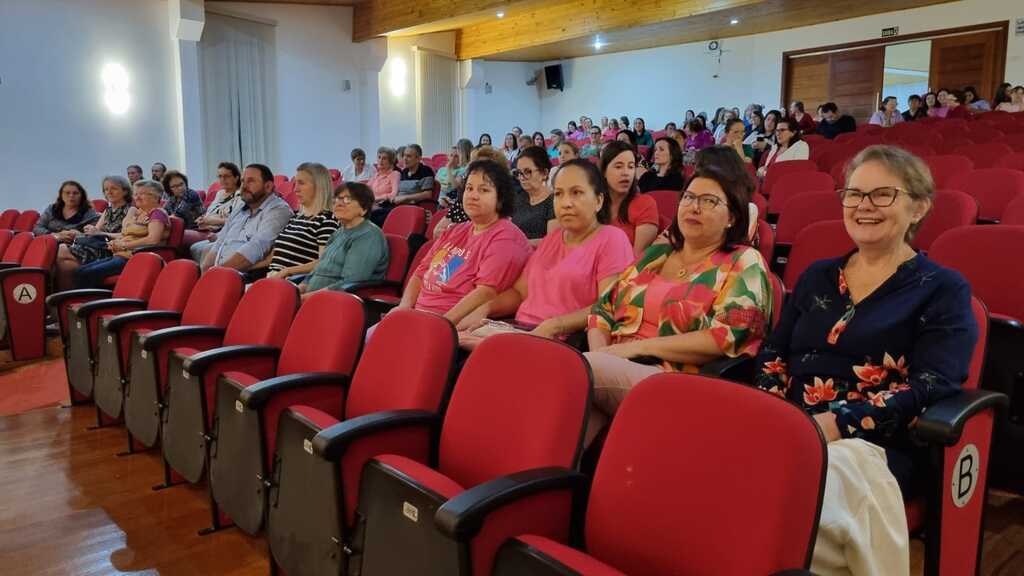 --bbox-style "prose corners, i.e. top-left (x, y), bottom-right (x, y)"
top-left (102, 175), bottom-right (134, 202)
top-left (844, 145), bottom-right (934, 243)
top-left (377, 146), bottom-right (397, 166)
top-left (133, 178), bottom-right (165, 200)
